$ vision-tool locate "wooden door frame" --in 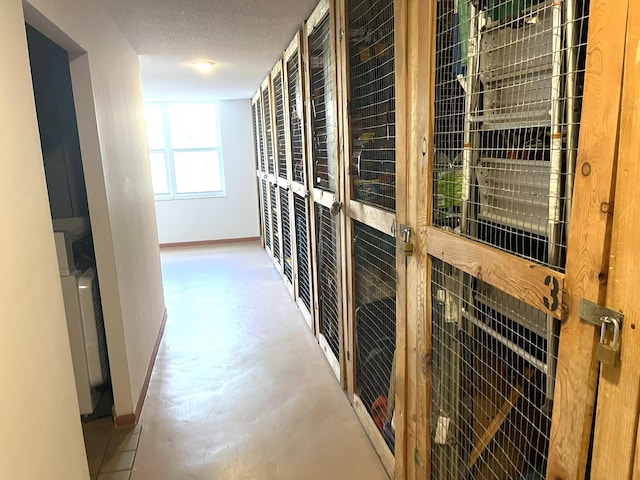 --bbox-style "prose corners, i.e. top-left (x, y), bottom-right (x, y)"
top-left (589, 2), bottom-right (639, 477)
top-left (303, 0), bottom-right (346, 384)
